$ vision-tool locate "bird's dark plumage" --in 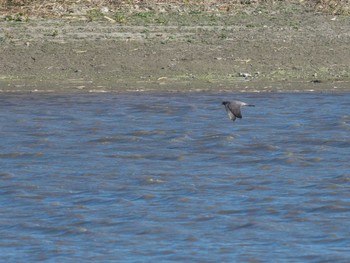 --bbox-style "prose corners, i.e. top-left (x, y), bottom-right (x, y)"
top-left (222, 100), bottom-right (255, 121)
